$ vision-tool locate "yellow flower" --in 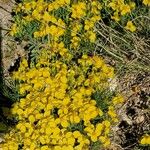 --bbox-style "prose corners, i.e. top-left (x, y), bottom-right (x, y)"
top-left (1, 44), bottom-right (121, 149)
top-left (67, 137), bottom-right (75, 145)
top-left (71, 36), bottom-right (80, 48)
top-left (32, 10), bottom-right (41, 20)
top-left (31, 1), bottom-right (36, 9)
top-left (42, 70), bottom-right (50, 77)
top-left (10, 24), bottom-right (18, 36)
top-left (53, 2), bottom-right (60, 10)
top-left (143, 0), bottom-right (150, 6)
top-left (41, 145), bottom-right (49, 150)
top-left (141, 137), bottom-right (147, 144)
top-left (129, 2), bottom-right (136, 9)
top-left (120, 4), bottom-right (131, 15)
top-left (16, 108), bottom-right (24, 116)
top-left (60, 76), bottom-right (68, 83)
top-left (88, 31), bottom-right (96, 43)
top-left (61, 120), bottom-right (69, 127)
top-left (84, 126), bottom-right (94, 134)
top-left (40, 136), bottom-right (46, 145)
top-left (34, 82), bottom-right (43, 89)
top-left (24, 2), bottom-right (32, 11)
top-left (45, 127), bottom-right (52, 135)
top-left (71, 2), bottom-right (86, 19)
top-left (65, 0), bottom-right (70, 4)
top-left (84, 20), bottom-right (94, 30)
top-left (95, 123), bottom-right (103, 136)
top-left (93, 56), bottom-right (104, 68)
top-left (111, 11), bottom-right (120, 22)
top-left (22, 58), bottom-right (28, 67)
top-left (104, 138), bottom-right (111, 147)
top-left (103, 120), bottom-right (111, 127)
top-left (125, 21), bottom-right (136, 32)
top-left (108, 2), bottom-right (119, 11)
top-left (20, 125), bottom-right (26, 133)
top-left (108, 106), bottom-right (117, 118)
top-left (74, 115), bottom-right (80, 123)
top-left (15, 3), bottom-right (22, 12)
top-left (24, 139), bottom-right (31, 146)
top-left (73, 131), bottom-right (82, 138)
top-left (54, 146), bottom-right (62, 150)
top-left (99, 136), bottom-right (107, 143)
top-left (28, 115), bottom-right (35, 123)
top-left (112, 95), bottom-right (124, 105)
top-left (91, 132), bottom-right (98, 142)
top-left (140, 134), bottom-right (150, 145)
top-left (62, 97), bottom-right (70, 105)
